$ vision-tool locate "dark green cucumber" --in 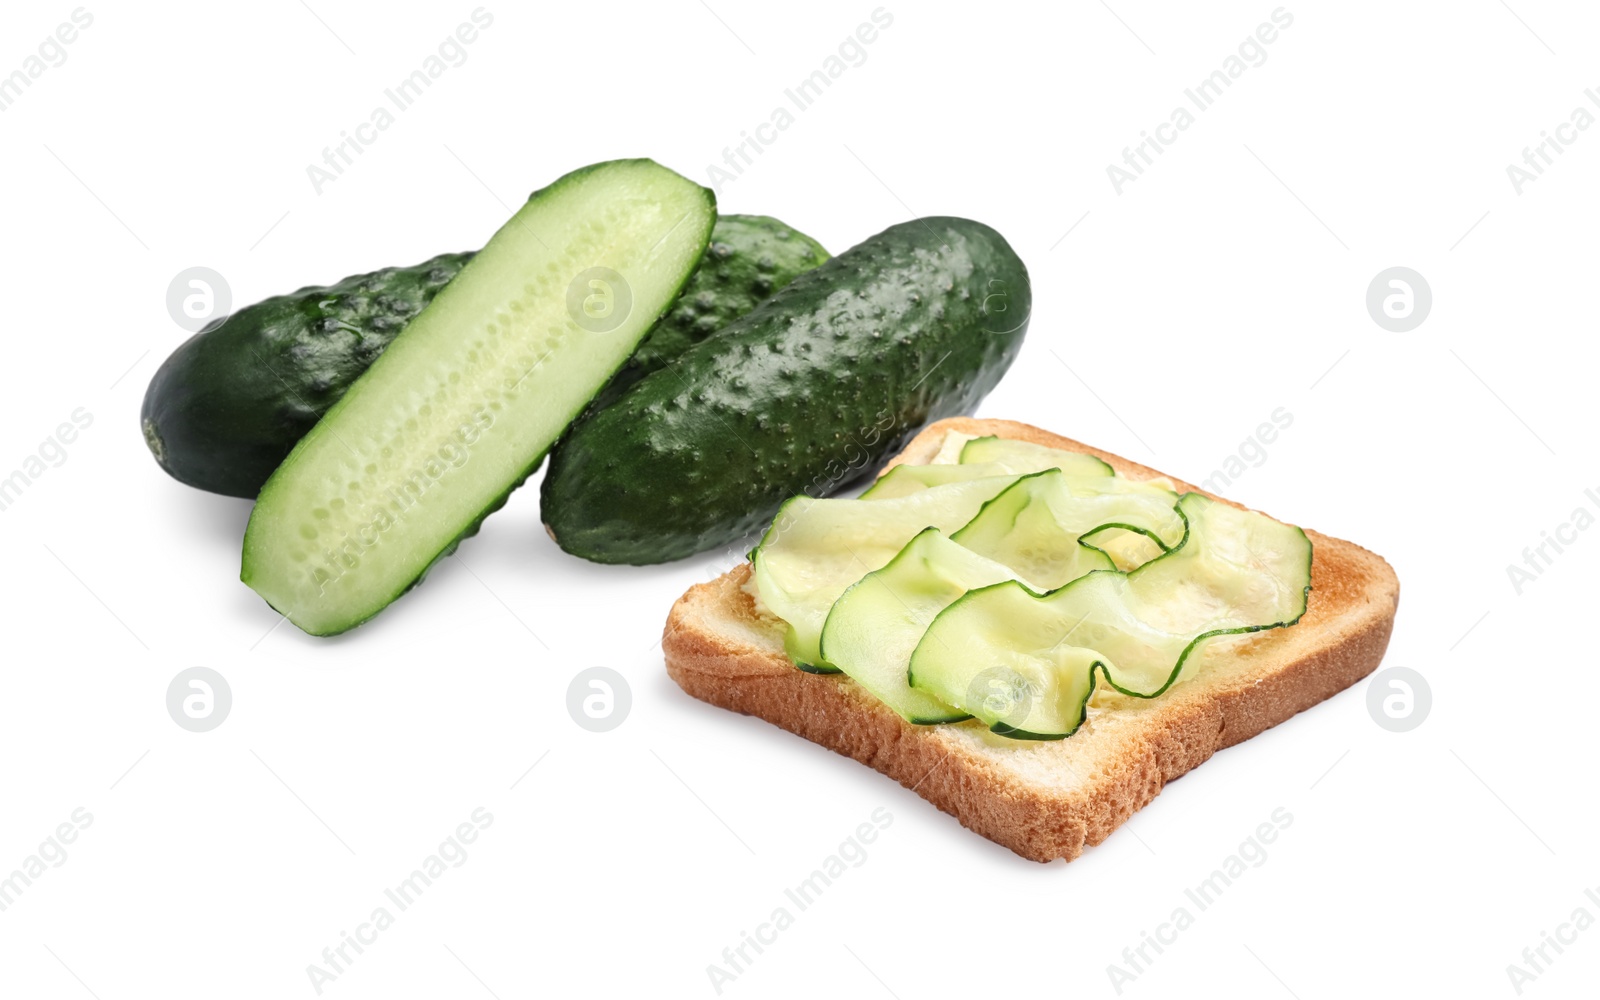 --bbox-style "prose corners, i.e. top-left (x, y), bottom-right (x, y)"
top-left (142, 215), bottom-right (826, 498)
top-left (541, 217), bottom-right (1032, 565)
top-left (143, 253), bottom-right (471, 498)
top-left (587, 214), bottom-right (828, 411)
top-left (242, 159), bottom-right (716, 635)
